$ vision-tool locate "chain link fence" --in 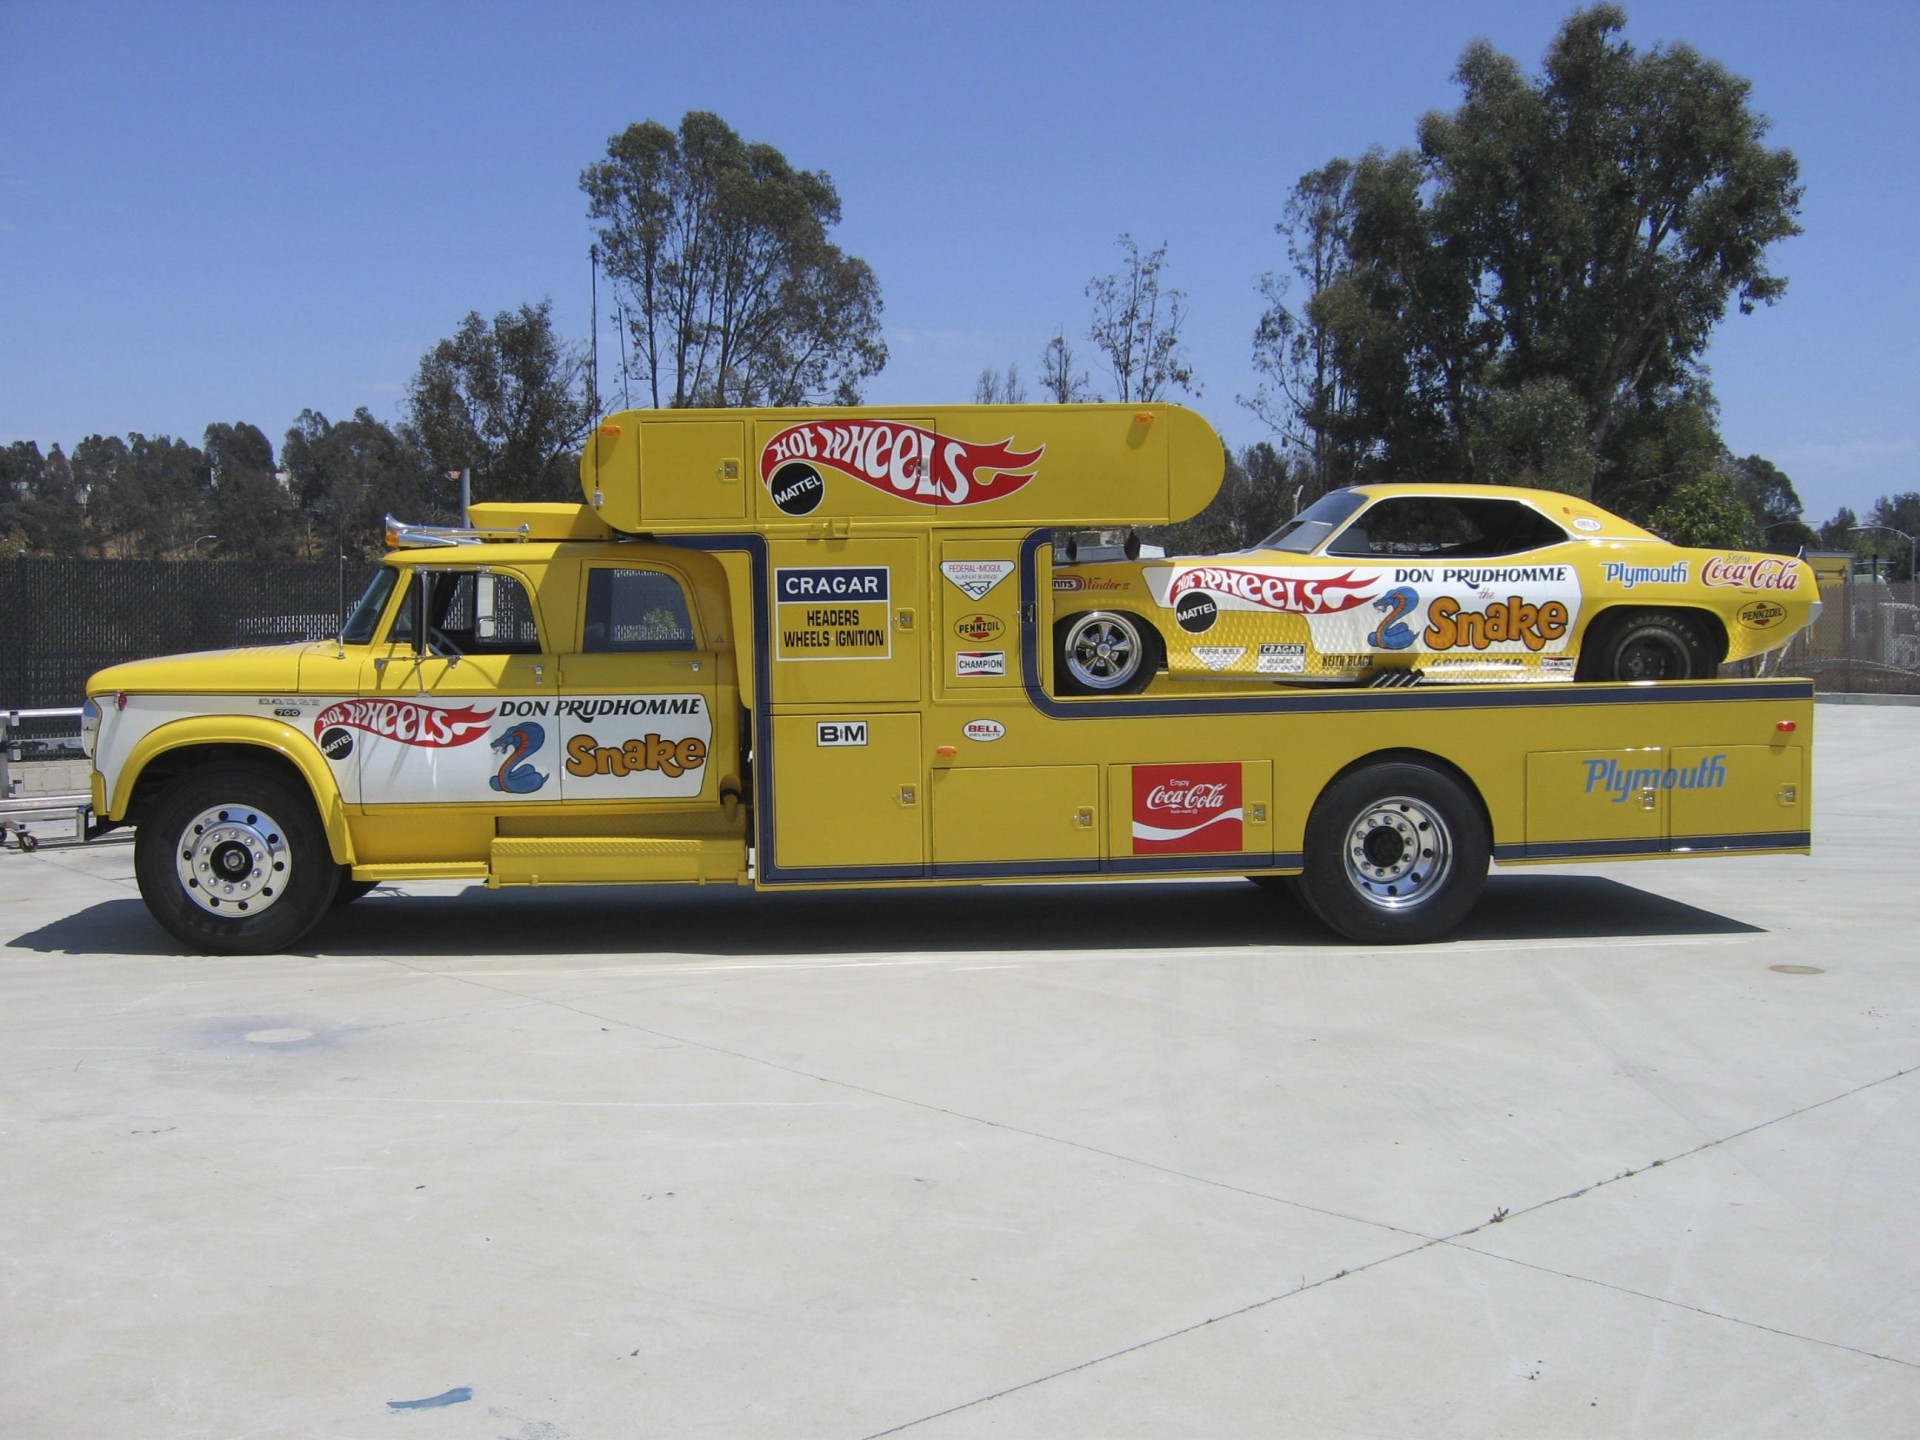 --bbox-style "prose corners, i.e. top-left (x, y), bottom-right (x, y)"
top-left (1, 557), bottom-right (357, 714)
top-left (1761, 571), bottom-right (1920, 695)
